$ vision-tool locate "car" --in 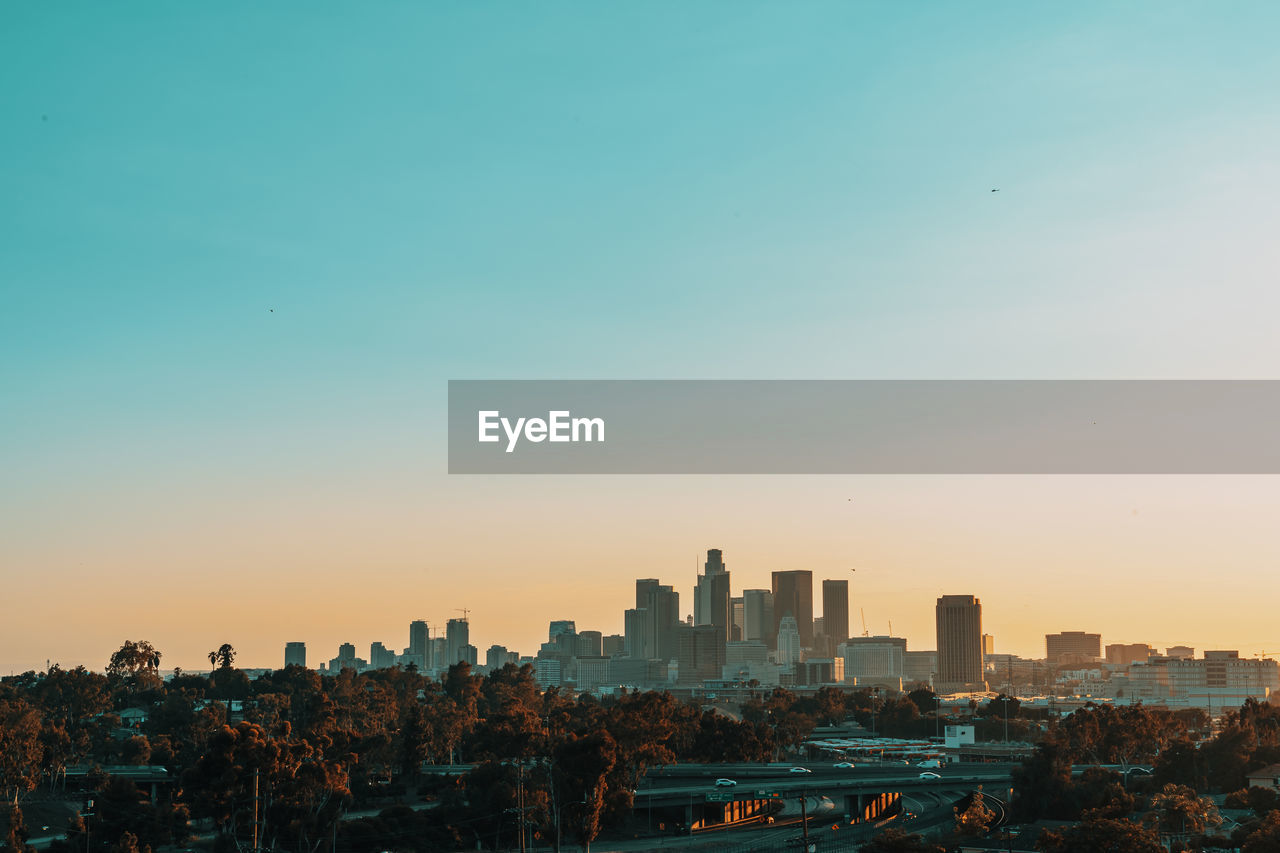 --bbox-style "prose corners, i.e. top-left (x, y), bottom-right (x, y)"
top-left (918, 771), bottom-right (941, 780)
top-left (789, 767), bottom-right (811, 774)
top-left (833, 762), bottom-right (855, 769)
top-left (715, 778), bottom-right (737, 787)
